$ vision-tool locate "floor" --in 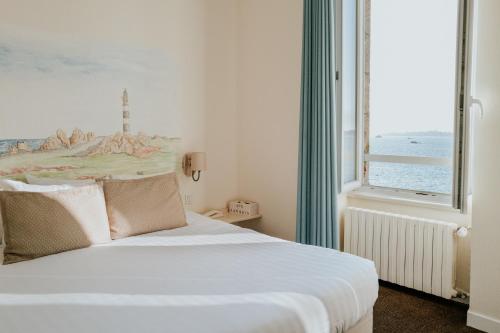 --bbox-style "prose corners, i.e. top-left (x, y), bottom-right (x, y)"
top-left (374, 282), bottom-right (483, 333)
